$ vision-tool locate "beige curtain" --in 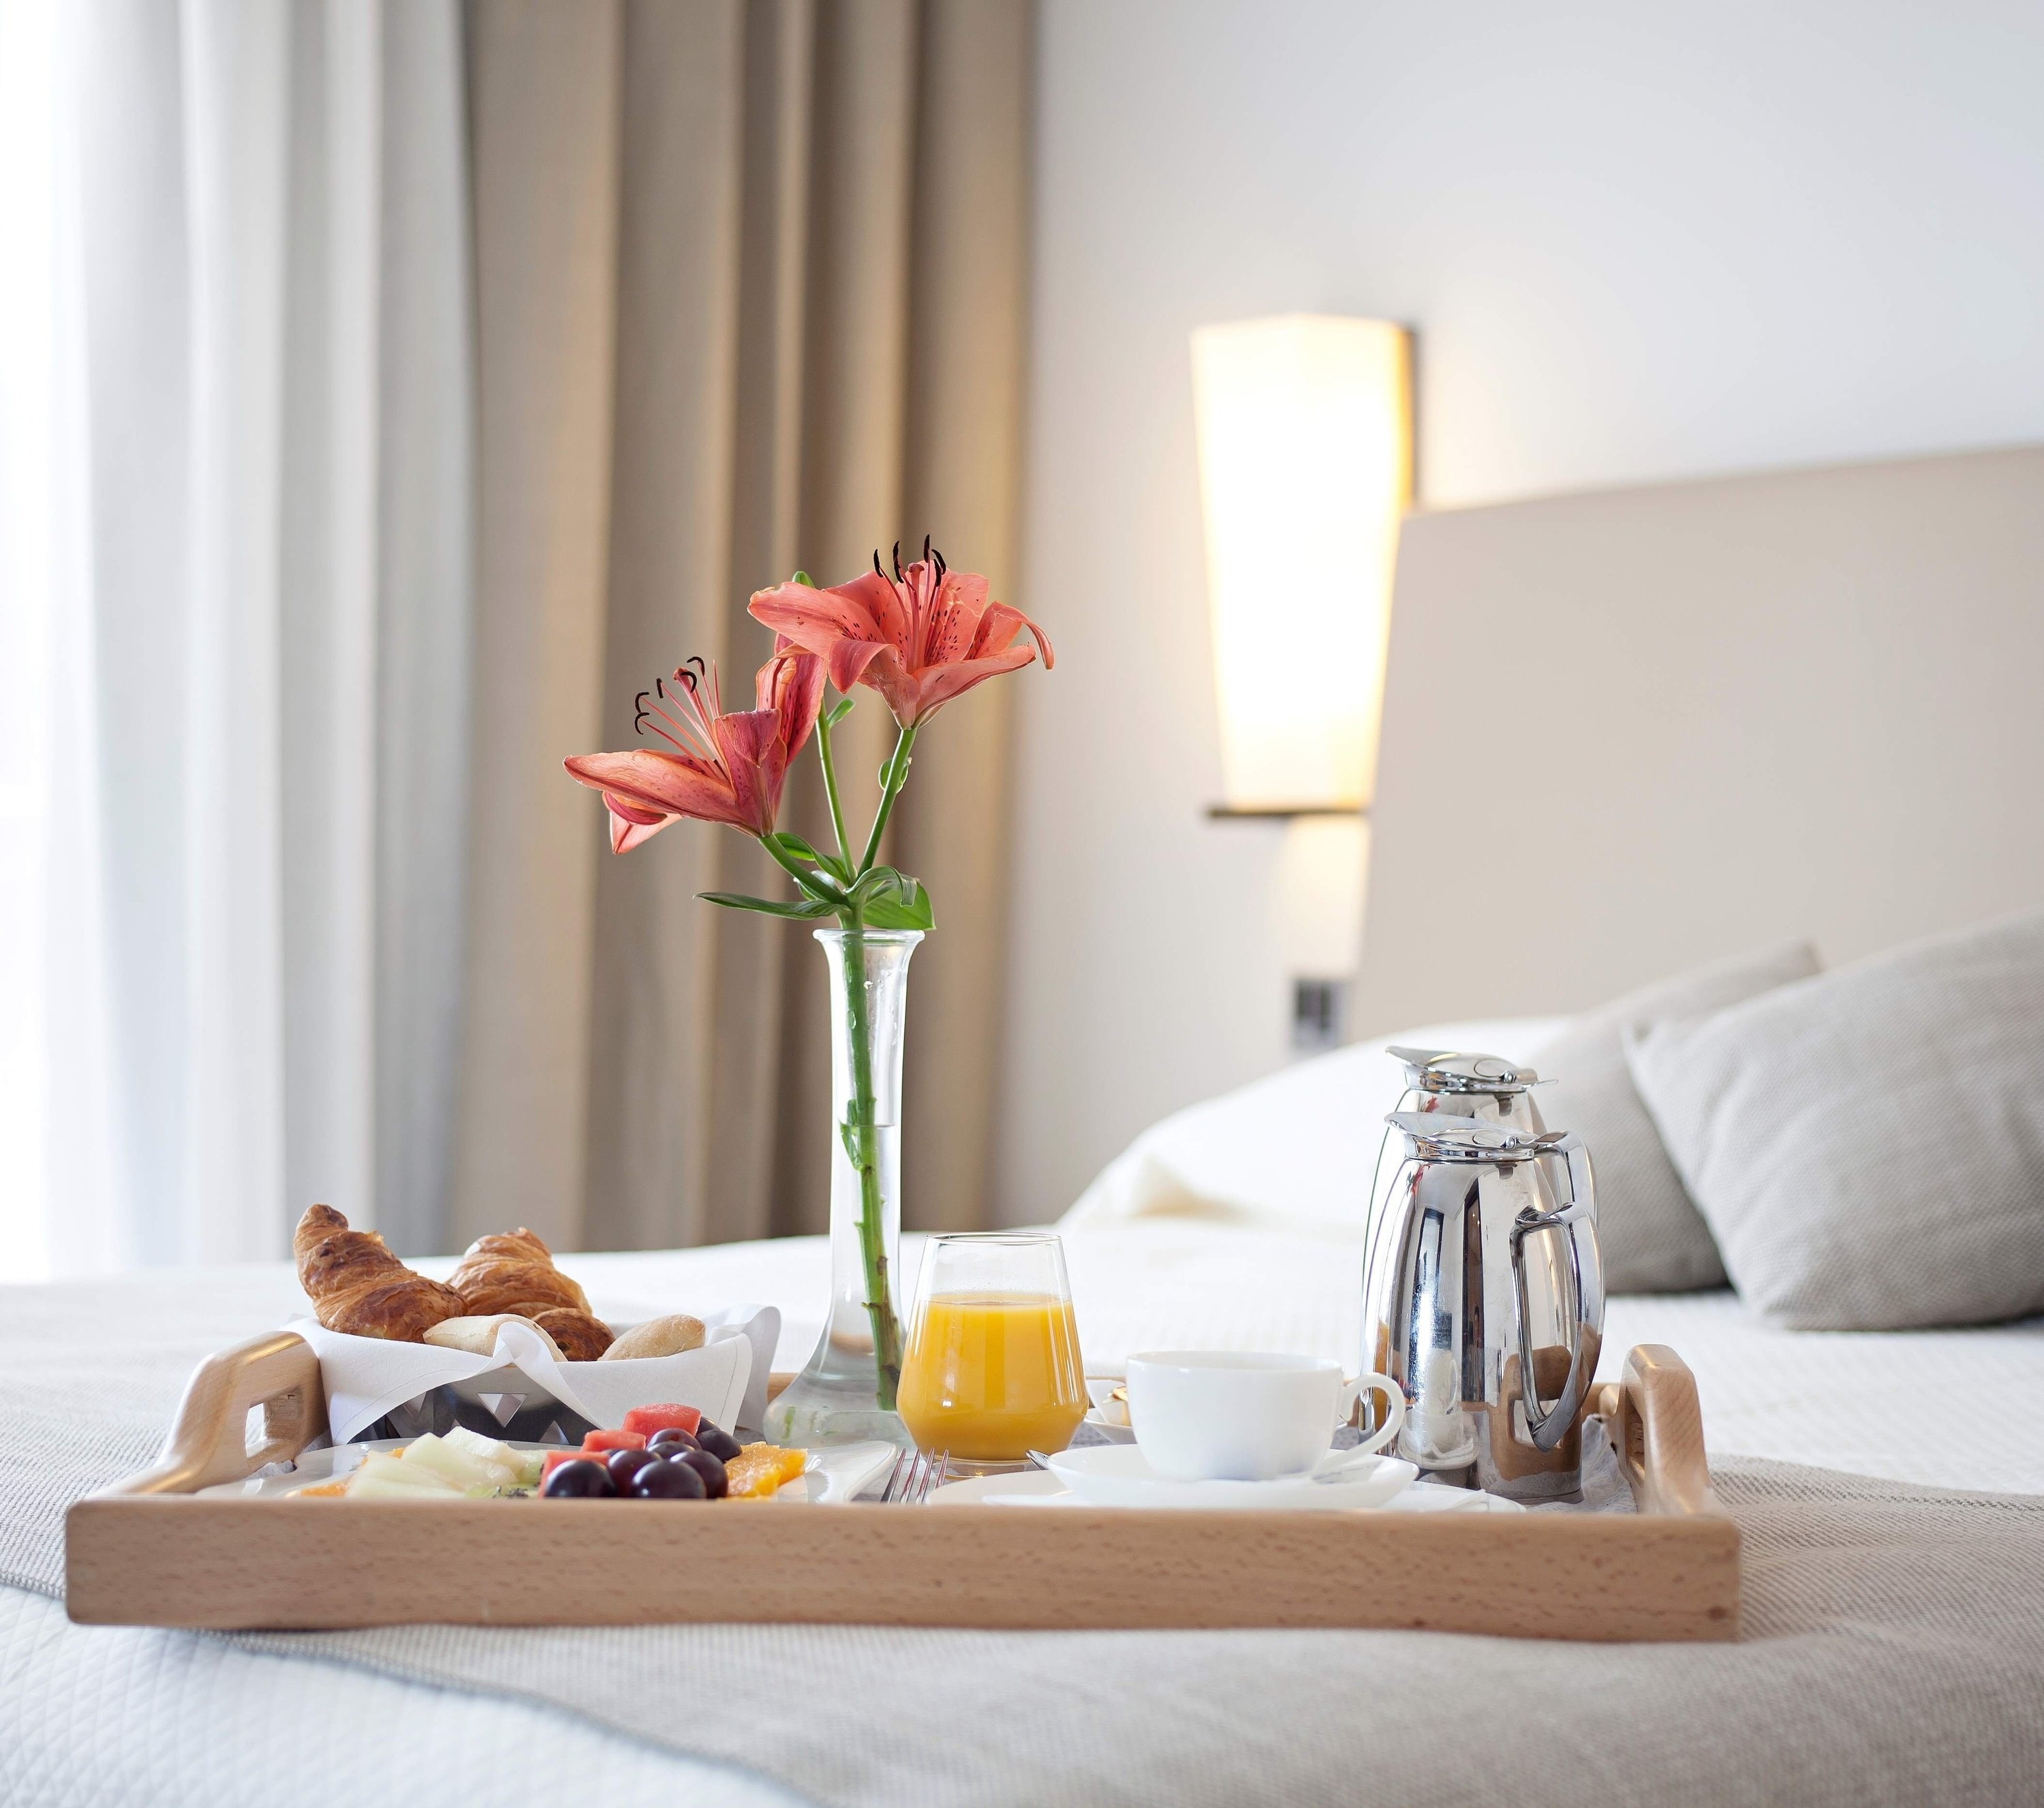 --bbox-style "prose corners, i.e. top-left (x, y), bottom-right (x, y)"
top-left (449, 0), bottom-right (1034, 1255)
